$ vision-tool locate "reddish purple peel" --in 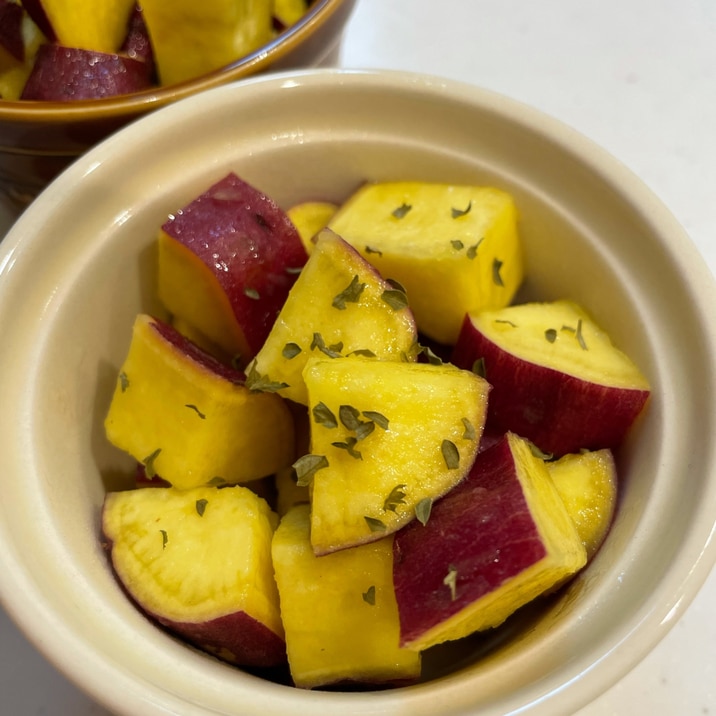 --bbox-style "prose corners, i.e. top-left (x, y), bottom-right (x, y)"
top-left (20, 44), bottom-right (153, 101)
top-left (155, 611), bottom-right (287, 668)
top-left (120, 6), bottom-right (155, 76)
top-left (148, 315), bottom-right (245, 383)
top-left (451, 315), bottom-right (649, 456)
top-left (0, 0), bottom-right (25, 61)
top-left (162, 173), bottom-right (308, 355)
top-left (393, 436), bottom-right (545, 647)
